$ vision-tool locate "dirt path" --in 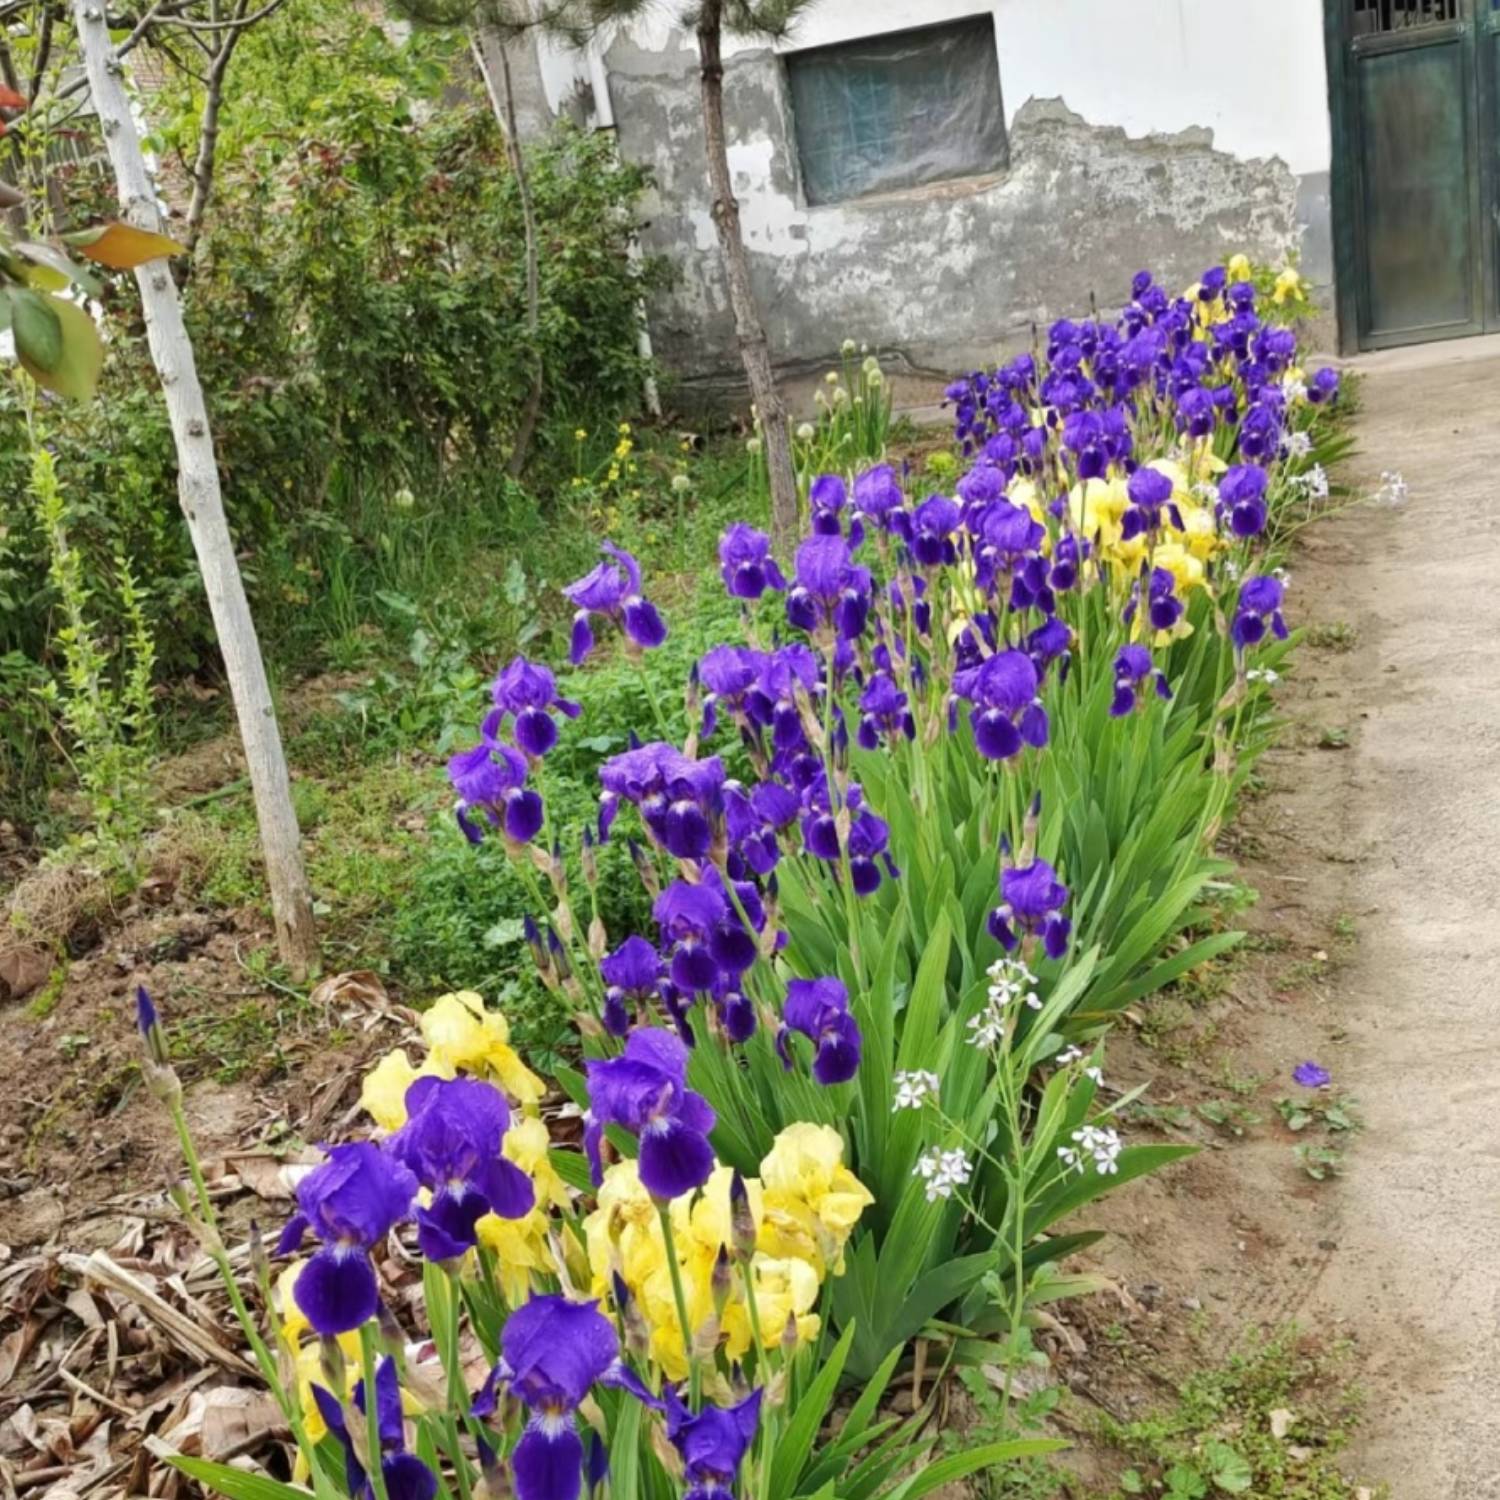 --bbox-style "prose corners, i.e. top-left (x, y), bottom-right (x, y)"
top-left (1297, 347), bottom-right (1500, 1497)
